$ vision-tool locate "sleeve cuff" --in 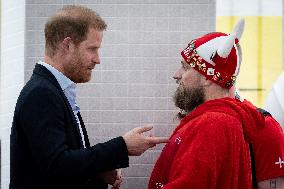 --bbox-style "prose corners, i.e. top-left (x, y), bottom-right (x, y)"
top-left (110, 136), bottom-right (129, 169)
